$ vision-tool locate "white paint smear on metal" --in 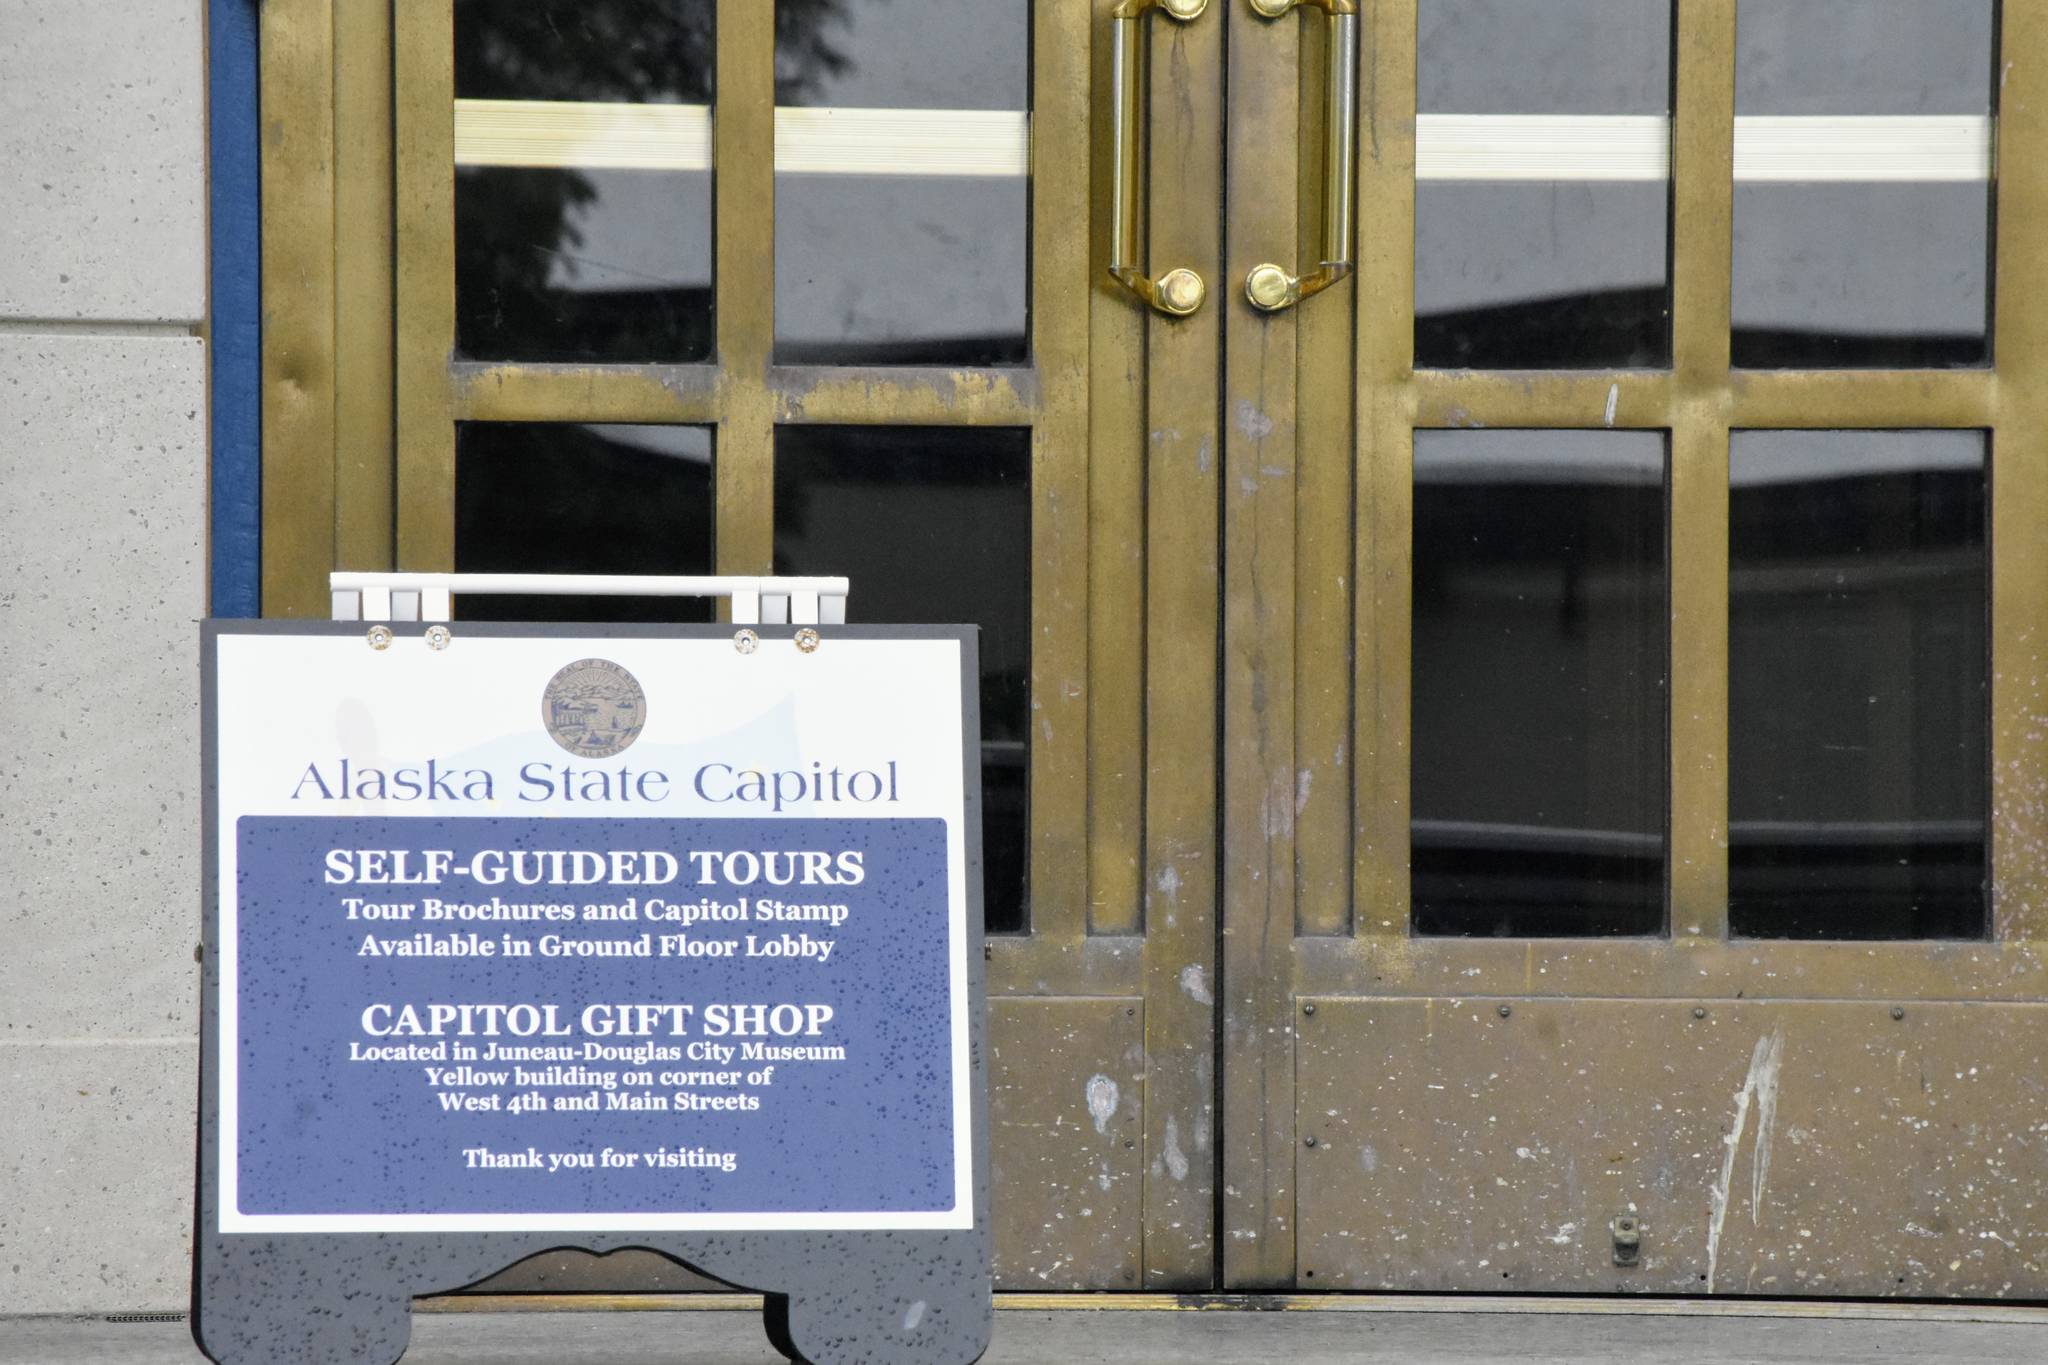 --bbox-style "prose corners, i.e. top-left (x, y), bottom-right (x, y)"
top-left (1161, 1116), bottom-right (1190, 1183)
top-left (1085, 1074), bottom-right (1120, 1136)
top-left (455, 99), bottom-right (1029, 177)
top-left (1416, 114), bottom-right (1992, 183)
top-left (1706, 1029), bottom-right (1787, 1294)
